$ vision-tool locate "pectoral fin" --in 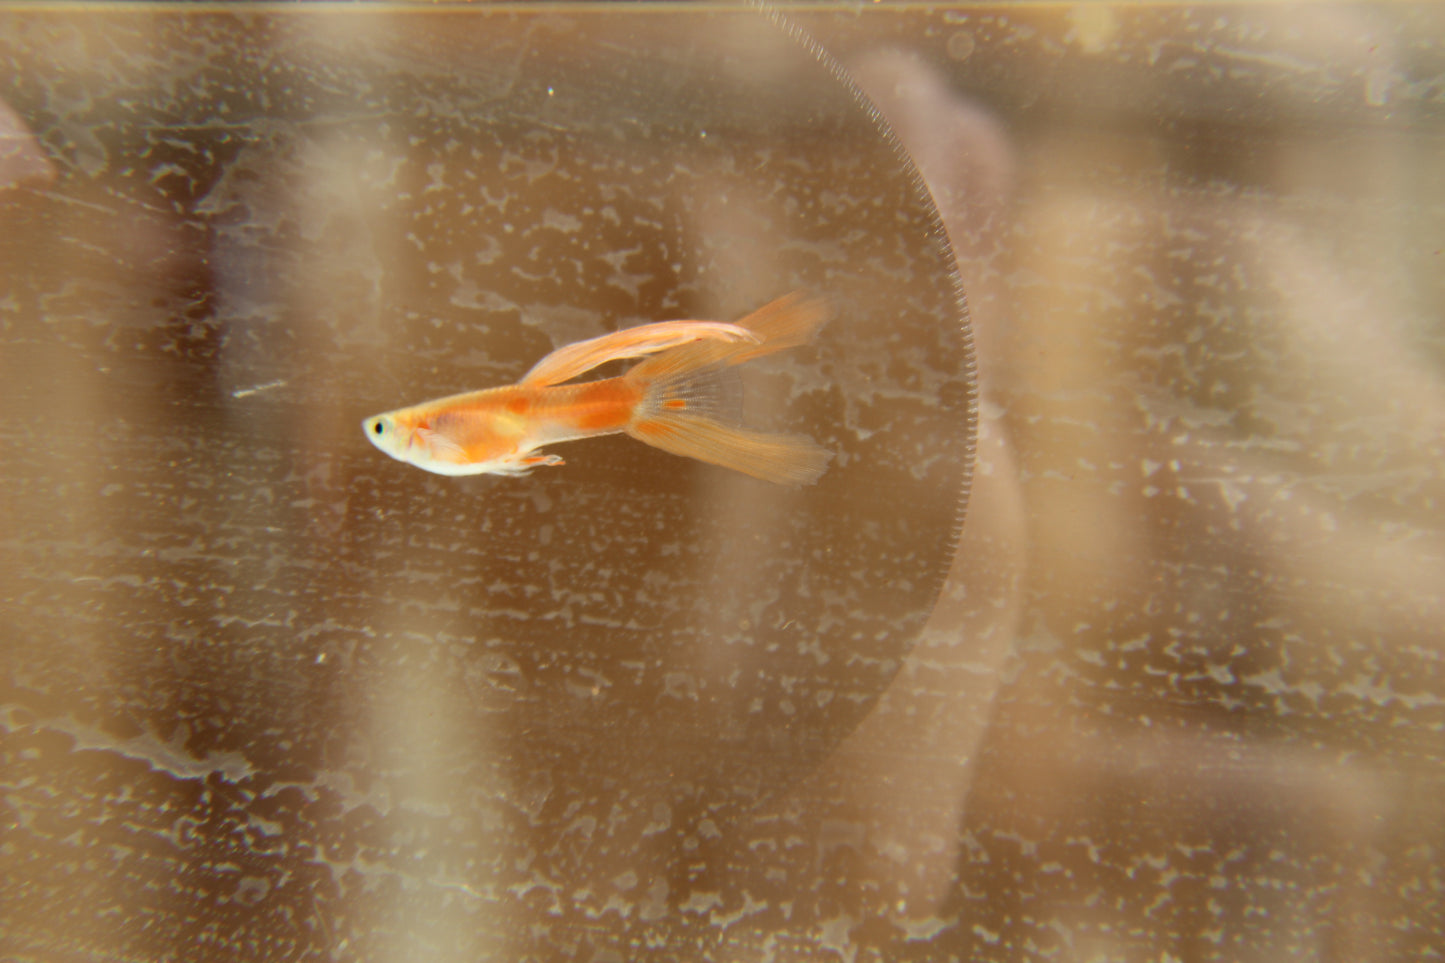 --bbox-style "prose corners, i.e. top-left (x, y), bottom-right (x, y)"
top-left (494, 451), bottom-right (565, 475)
top-left (416, 426), bottom-right (467, 460)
